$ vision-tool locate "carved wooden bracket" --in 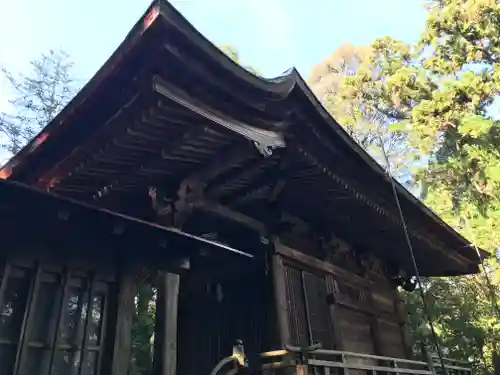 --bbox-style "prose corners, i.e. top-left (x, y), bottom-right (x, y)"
top-left (360, 253), bottom-right (387, 279)
top-left (322, 234), bottom-right (360, 272)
